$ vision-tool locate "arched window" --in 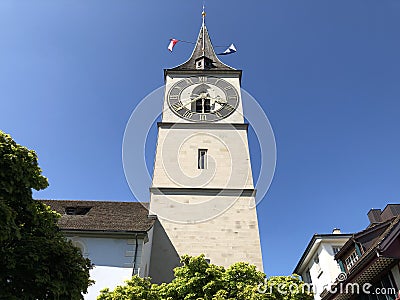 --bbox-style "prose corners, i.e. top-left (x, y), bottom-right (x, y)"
top-left (69, 238), bottom-right (88, 258)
